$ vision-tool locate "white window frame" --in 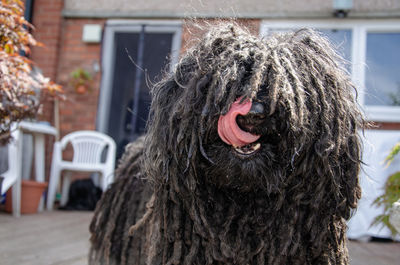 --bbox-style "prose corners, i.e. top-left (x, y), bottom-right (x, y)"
top-left (260, 19), bottom-right (400, 122)
top-left (97, 20), bottom-right (182, 133)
